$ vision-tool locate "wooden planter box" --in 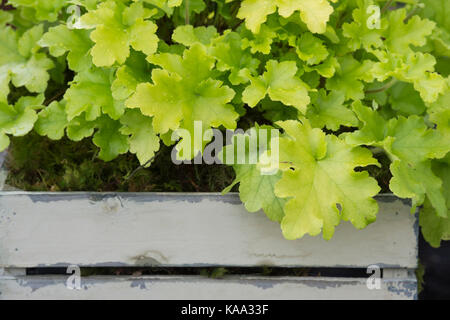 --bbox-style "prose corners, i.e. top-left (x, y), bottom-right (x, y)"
top-left (0, 191), bottom-right (418, 299)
